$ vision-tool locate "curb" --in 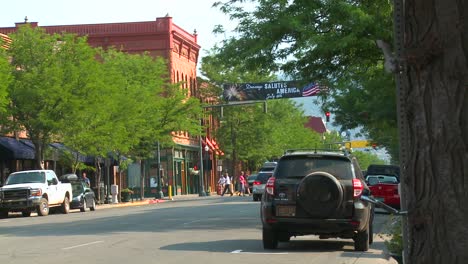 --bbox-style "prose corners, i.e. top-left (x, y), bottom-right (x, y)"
top-left (97, 194), bottom-right (213, 209)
